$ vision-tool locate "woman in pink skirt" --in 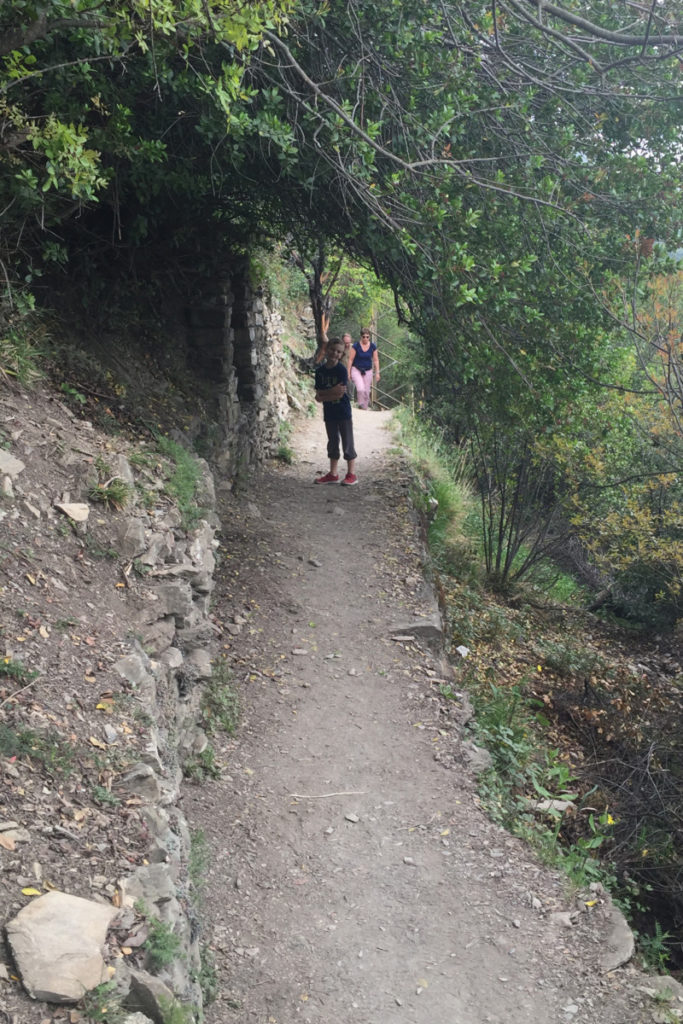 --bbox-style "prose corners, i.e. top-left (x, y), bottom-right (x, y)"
top-left (348, 328), bottom-right (380, 410)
